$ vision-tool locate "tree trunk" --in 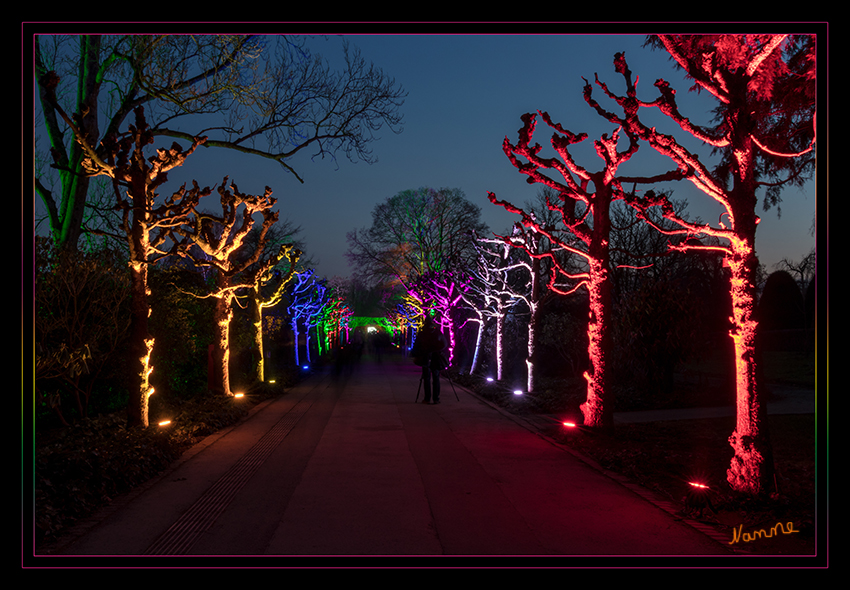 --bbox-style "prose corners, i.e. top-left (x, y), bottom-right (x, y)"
top-left (292, 322), bottom-right (301, 366)
top-left (249, 287), bottom-right (265, 383)
top-left (526, 256), bottom-right (543, 393)
top-left (495, 311), bottom-right (506, 381)
top-left (725, 114), bottom-right (775, 495)
top-left (579, 195), bottom-right (613, 429)
top-left (211, 294), bottom-right (234, 396)
top-left (725, 234), bottom-right (775, 494)
top-left (125, 183), bottom-right (154, 428)
top-left (469, 318), bottom-right (484, 374)
top-left (126, 262), bottom-right (153, 428)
